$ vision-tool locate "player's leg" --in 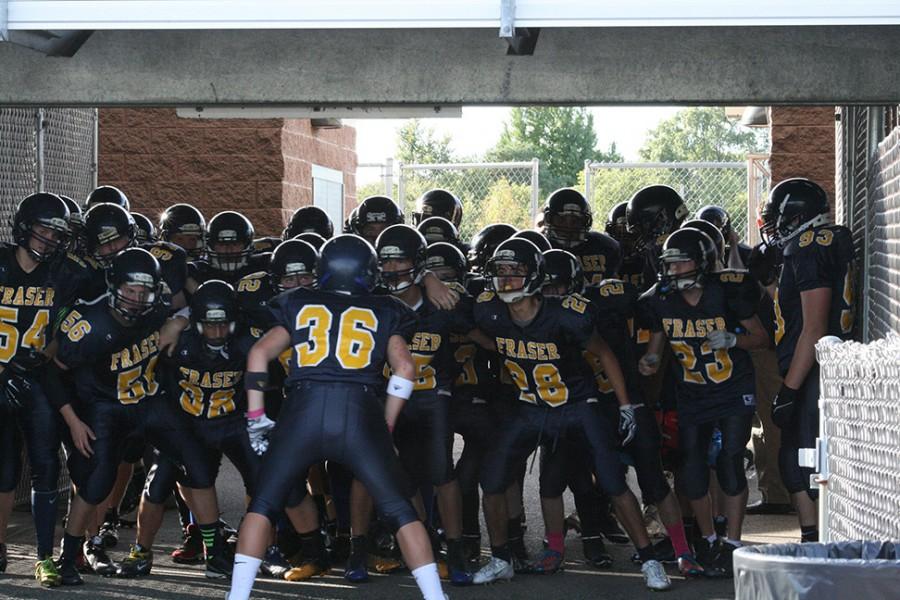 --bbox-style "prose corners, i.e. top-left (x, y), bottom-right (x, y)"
top-left (711, 411), bottom-right (754, 576)
top-left (532, 440), bottom-right (568, 574)
top-left (0, 418), bottom-right (23, 577)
